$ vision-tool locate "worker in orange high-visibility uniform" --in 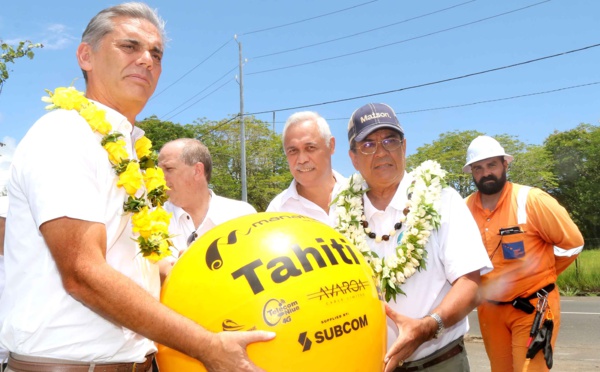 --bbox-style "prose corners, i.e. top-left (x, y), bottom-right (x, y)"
top-left (463, 136), bottom-right (584, 372)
